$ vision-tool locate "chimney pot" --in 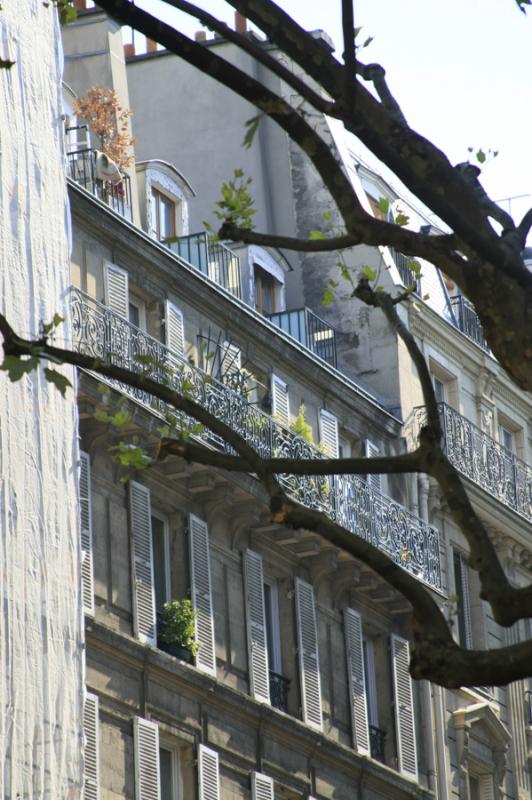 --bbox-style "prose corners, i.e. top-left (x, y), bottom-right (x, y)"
top-left (235, 11), bottom-right (247, 34)
top-left (195, 30), bottom-right (207, 42)
top-left (74, 0), bottom-right (86, 10)
top-left (146, 38), bottom-right (158, 53)
top-left (124, 43), bottom-right (135, 59)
